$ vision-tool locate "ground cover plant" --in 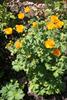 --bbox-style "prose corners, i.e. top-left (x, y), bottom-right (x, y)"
top-left (0, 0), bottom-right (67, 100)
top-left (0, 80), bottom-right (24, 100)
